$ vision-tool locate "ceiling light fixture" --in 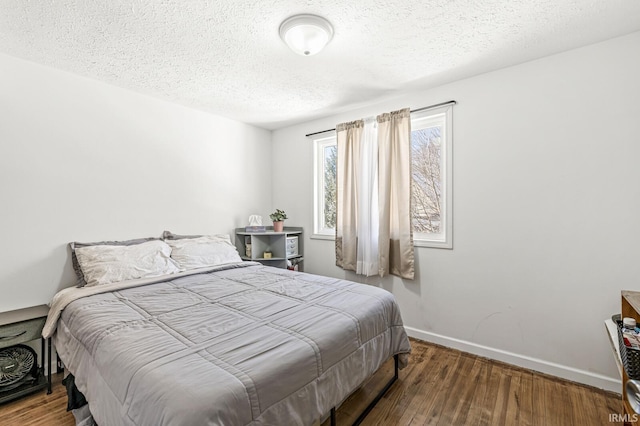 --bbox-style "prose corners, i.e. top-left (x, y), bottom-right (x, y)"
top-left (279, 14), bottom-right (334, 56)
